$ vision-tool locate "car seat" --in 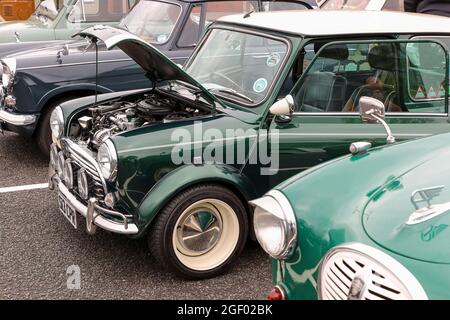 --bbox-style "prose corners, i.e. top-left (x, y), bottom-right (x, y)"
top-left (295, 44), bottom-right (348, 112)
